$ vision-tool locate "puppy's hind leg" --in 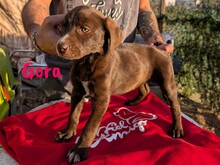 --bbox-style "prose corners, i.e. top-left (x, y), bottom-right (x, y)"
top-left (161, 73), bottom-right (184, 138)
top-left (125, 83), bottom-right (150, 106)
